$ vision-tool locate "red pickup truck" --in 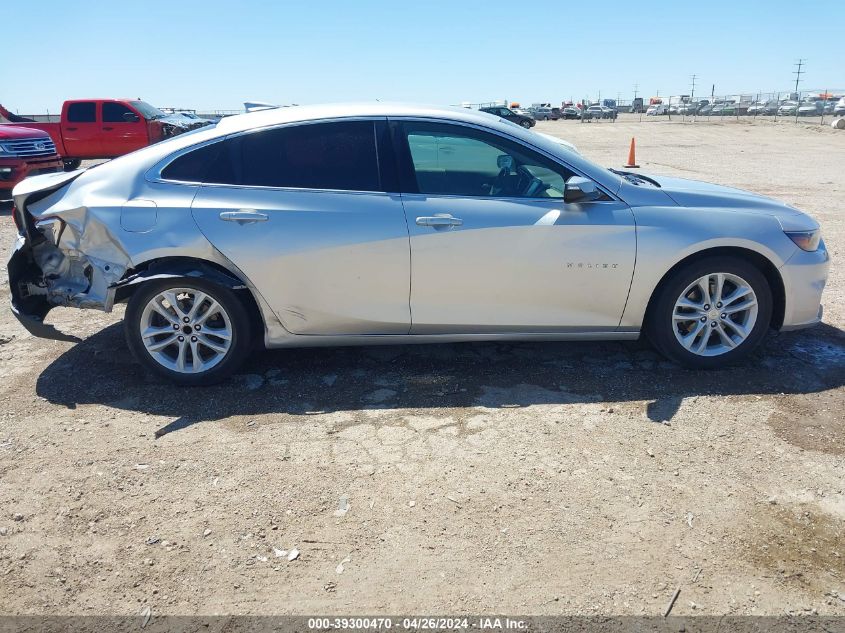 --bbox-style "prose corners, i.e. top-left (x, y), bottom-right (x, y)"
top-left (0, 99), bottom-right (201, 171)
top-left (0, 125), bottom-right (64, 198)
